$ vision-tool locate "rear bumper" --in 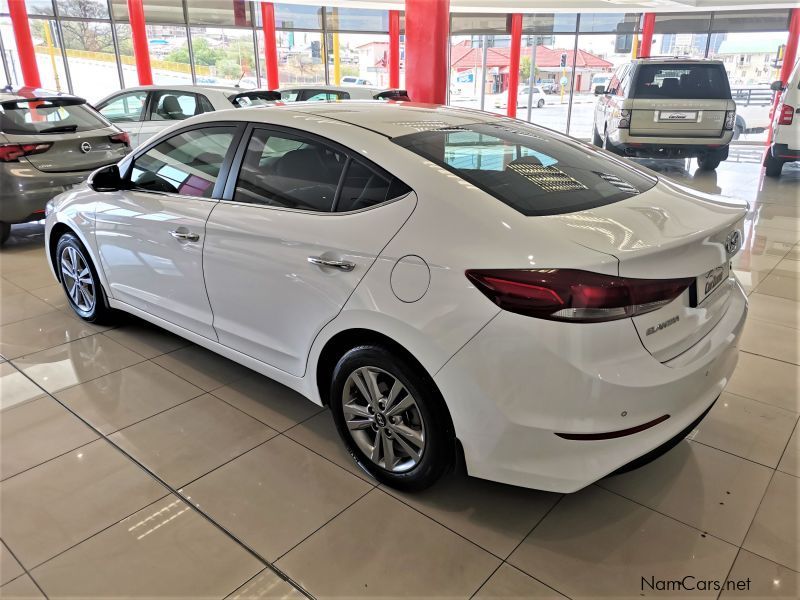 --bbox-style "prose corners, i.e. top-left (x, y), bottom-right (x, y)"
top-left (434, 282), bottom-right (747, 493)
top-left (0, 163), bottom-right (95, 223)
top-left (770, 143), bottom-right (800, 162)
top-left (610, 130), bottom-right (733, 158)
